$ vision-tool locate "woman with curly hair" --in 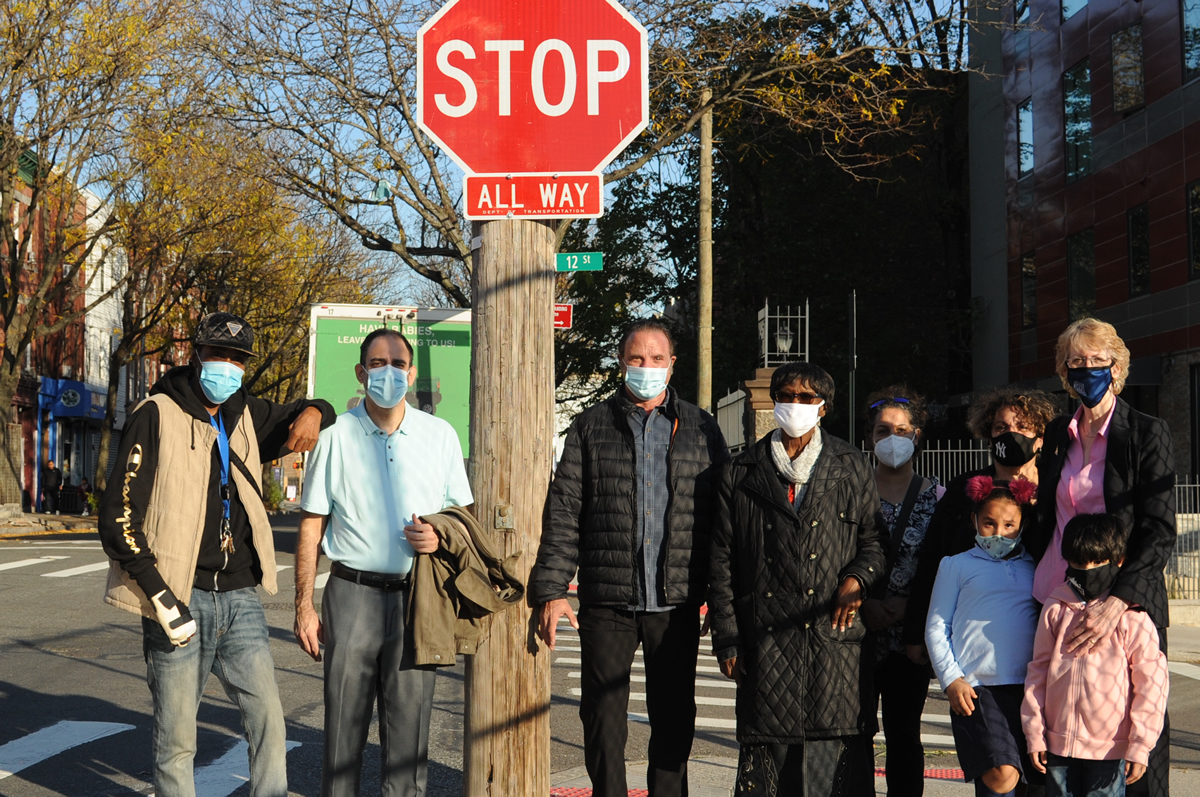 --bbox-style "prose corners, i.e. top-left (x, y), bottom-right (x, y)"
top-left (902, 388), bottom-right (1058, 666)
top-left (1028, 318), bottom-right (1177, 797)
top-left (860, 386), bottom-right (945, 796)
